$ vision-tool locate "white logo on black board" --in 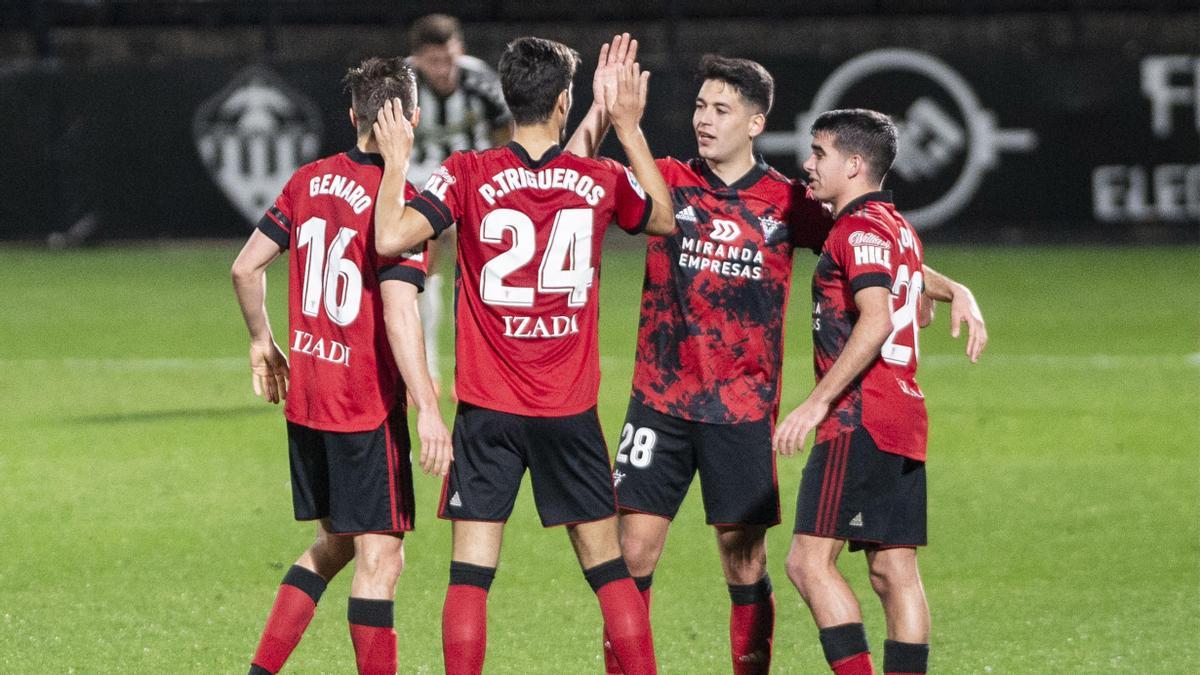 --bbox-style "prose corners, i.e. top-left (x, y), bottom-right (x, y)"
top-left (193, 65), bottom-right (323, 224)
top-left (757, 49), bottom-right (1037, 231)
